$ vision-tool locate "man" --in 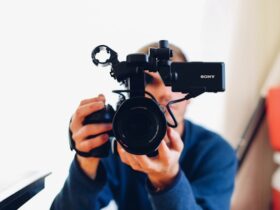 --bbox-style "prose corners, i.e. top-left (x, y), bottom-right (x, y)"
top-left (51, 43), bottom-right (237, 210)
